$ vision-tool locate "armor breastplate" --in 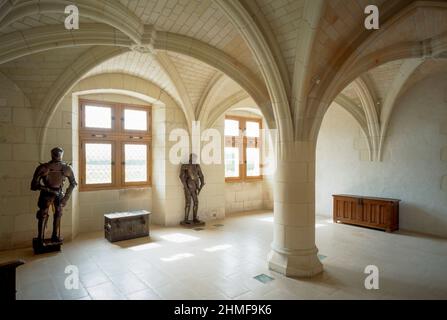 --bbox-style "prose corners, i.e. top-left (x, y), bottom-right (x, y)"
top-left (186, 165), bottom-right (199, 181)
top-left (42, 162), bottom-right (66, 189)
